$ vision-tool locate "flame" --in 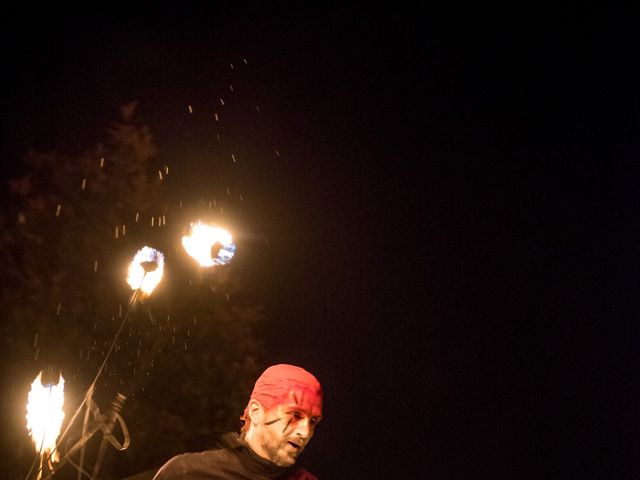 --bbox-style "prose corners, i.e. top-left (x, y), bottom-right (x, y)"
top-left (26, 372), bottom-right (65, 463)
top-left (182, 222), bottom-right (236, 267)
top-left (126, 246), bottom-right (165, 295)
